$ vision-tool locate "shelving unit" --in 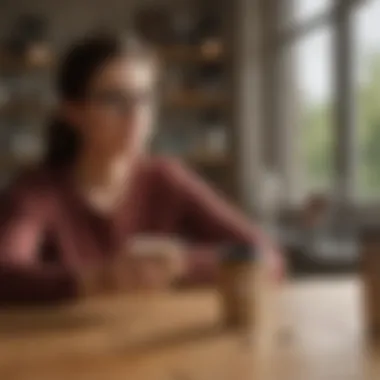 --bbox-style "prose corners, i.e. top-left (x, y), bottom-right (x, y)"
top-left (0, 2), bottom-right (237, 200)
top-left (135, 1), bottom-right (234, 199)
top-left (0, 50), bottom-right (53, 182)
top-left (157, 43), bottom-right (224, 63)
top-left (164, 90), bottom-right (226, 109)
